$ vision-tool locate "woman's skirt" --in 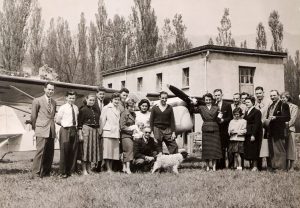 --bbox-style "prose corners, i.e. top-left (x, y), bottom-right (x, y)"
top-left (102, 137), bottom-right (120, 160)
top-left (202, 131), bottom-right (222, 160)
top-left (121, 137), bottom-right (134, 162)
top-left (82, 125), bottom-right (102, 163)
top-left (286, 131), bottom-right (296, 161)
top-left (244, 135), bottom-right (261, 160)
